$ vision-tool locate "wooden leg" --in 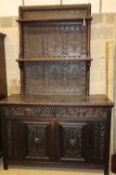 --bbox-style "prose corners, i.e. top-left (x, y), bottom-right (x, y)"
top-left (3, 155), bottom-right (8, 170)
top-left (0, 152), bottom-right (2, 158)
top-left (104, 170), bottom-right (109, 175)
top-left (104, 162), bottom-right (109, 175)
top-left (112, 154), bottom-right (116, 173)
top-left (2, 145), bottom-right (8, 170)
